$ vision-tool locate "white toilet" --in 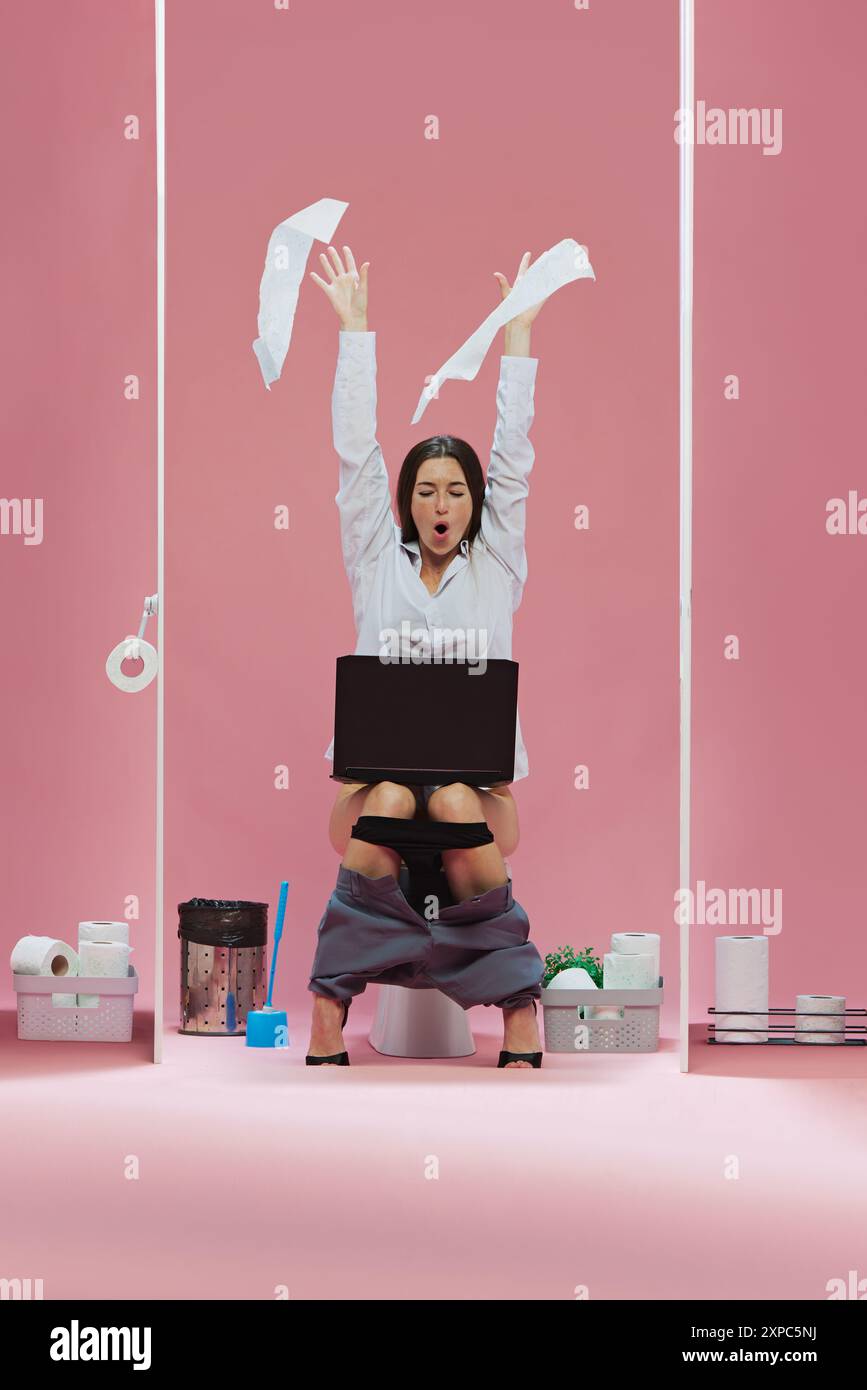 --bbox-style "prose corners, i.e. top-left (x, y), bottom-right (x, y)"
top-left (369, 983), bottom-right (475, 1058)
top-left (367, 859), bottom-right (511, 1058)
